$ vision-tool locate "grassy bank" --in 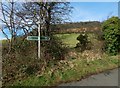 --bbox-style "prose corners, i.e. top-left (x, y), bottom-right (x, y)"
top-left (10, 33), bottom-right (120, 86)
top-left (13, 53), bottom-right (119, 86)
